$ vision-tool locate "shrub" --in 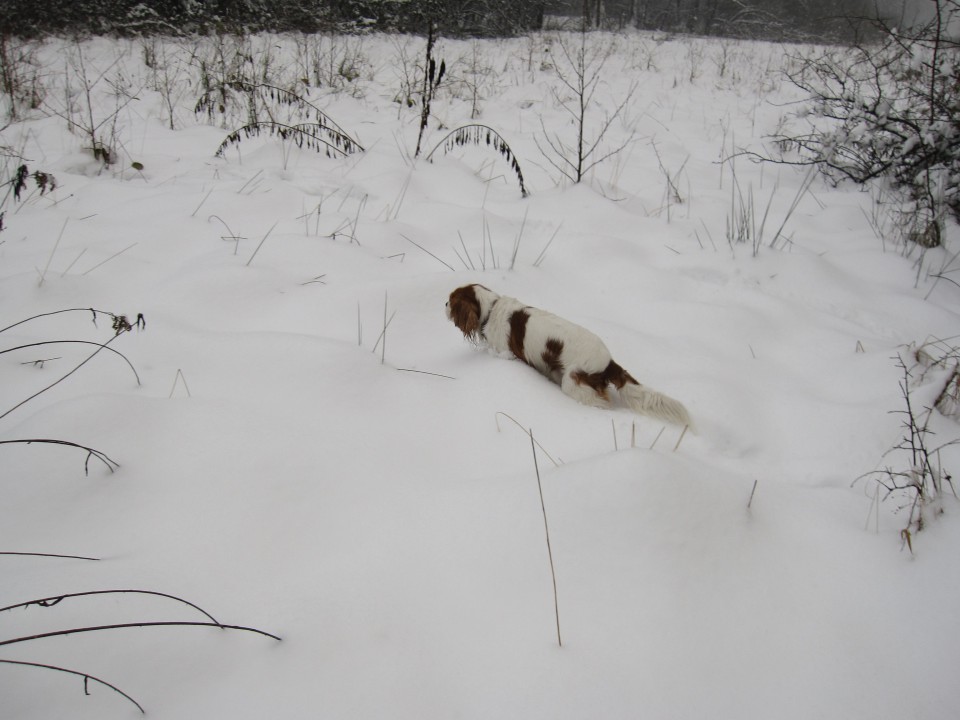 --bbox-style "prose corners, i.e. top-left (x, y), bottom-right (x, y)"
top-left (197, 82), bottom-right (364, 160)
top-left (774, 1), bottom-right (960, 240)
